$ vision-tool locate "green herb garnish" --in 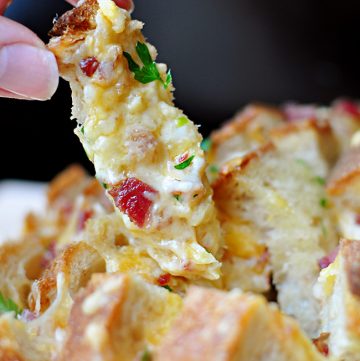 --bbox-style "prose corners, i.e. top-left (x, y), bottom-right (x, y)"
top-left (209, 165), bottom-right (219, 174)
top-left (314, 176), bottom-right (326, 186)
top-left (175, 155), bottom-right (195, 170)
top-left (162, 285), bottom-right (173, 292)
top-left (0, 292), bottom-right (22, 316)
top-left (176, 116), bottom-right (189, 127)
top-left (141, 350), bottom-right (152, 361)
top-left (101, 182), bottom-right (108, 189)
top-left (200, 138), bottom-right (212, 152)
top-left (174, 194), bottom-right (181, 201)
top-left (80, 126), bottom-right (85, 135)
top-left (124, 42), bottom-right (172, 89)
top-left (320, 198), bottom-right (329, 208)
